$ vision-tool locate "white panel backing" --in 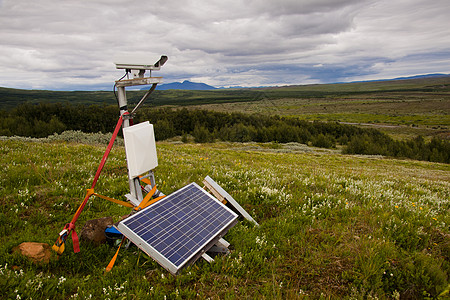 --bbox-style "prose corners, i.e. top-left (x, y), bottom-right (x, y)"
top-left (123, 121), bottom-right (158, 179)
top-left (203, 176), bottom-right (259, 226)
